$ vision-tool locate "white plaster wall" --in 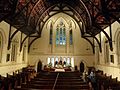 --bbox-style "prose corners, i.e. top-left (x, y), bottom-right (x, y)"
top-left (28, 54), bottom-right (94, 71)
top-left (0, 64), bottom-right (27, 77)
top-left (95, 21), bottom-right (120, 81)
top-left (0, 21), bottom-right (28, 76)
top-left (0, 21), bottom-right (9, 64)
top-left (97, 65), bottom-right (120, 81)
